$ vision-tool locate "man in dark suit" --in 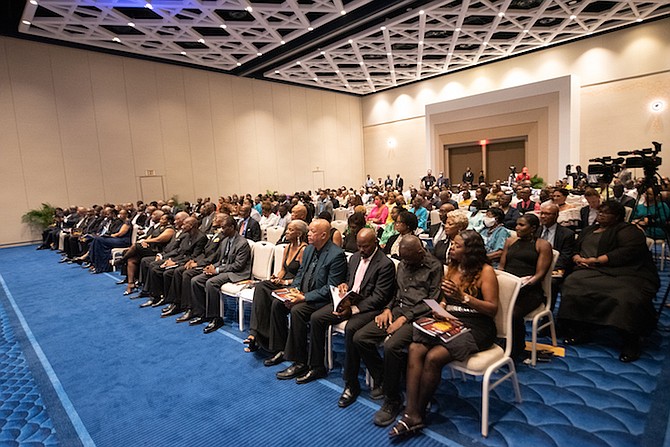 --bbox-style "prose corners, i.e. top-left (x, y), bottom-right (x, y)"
top-left (497, 192), bottom-right (521, 230)
top-left (294, 229), bottom-right (395, 403)
top-left (384, 174), bottom-right (394, 190)
top-left (613, 182), bottom-right (636, 209)
top-left (578, 188), bottom-right (601, 231)
top-left (270, 219), bottom-right (347, 380)
top-left (538, 203), bottom-right (576, 310)
top-left (395, 174), bottom-right (404, 191)
top-left (138, 216), bottom-right (207, 308)
top-left (189, 215), bottom-right (252, 333)
top-left (238, 204), bottom-right (262, 242)
top-left (354, 236), bottom-right (442, 427)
